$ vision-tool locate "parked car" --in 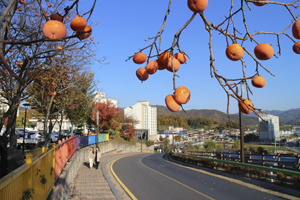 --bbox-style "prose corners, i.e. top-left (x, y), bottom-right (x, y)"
top-left (17, 131), bottom-right (44, 149)
top-left (60, 130), bottom-right (70, 137)
top-left (19, 131), bottom-right (44, 140)
top-left (51, 132), bottom-right (59, 143)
